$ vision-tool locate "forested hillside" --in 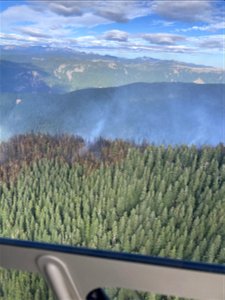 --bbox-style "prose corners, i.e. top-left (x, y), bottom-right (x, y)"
top-left (0, 134), bottom-right (225, 299)
top-left (1, 83), bottom-right (225, 145)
